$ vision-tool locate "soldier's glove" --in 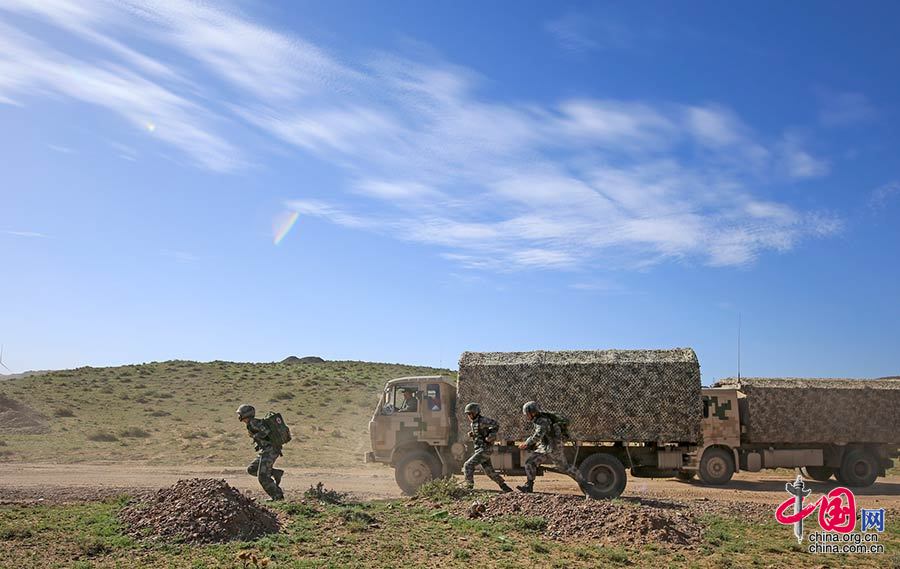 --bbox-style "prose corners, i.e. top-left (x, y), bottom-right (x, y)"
top-left (467, 431), bottom-right (475, 439)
